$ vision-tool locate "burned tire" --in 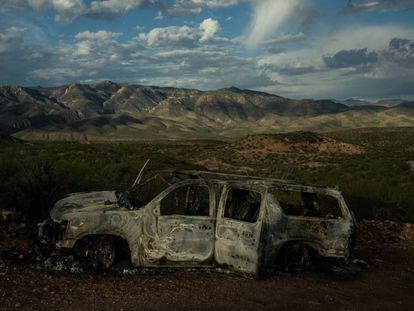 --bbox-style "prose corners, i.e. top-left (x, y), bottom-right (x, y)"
top-left (76, 236), bottom-right (116, 270)
top-left (279, 243), bottom-right (312, 272)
